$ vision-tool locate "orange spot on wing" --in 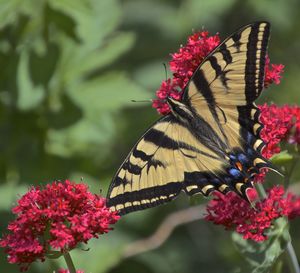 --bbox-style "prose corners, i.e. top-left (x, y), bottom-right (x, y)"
top-left (236, 162), bottom-right (243, 171)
